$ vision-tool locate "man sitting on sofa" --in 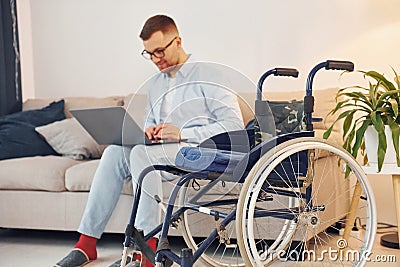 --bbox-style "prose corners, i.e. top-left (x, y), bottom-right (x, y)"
top-left (55, 14), bottom-right (244, 267)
